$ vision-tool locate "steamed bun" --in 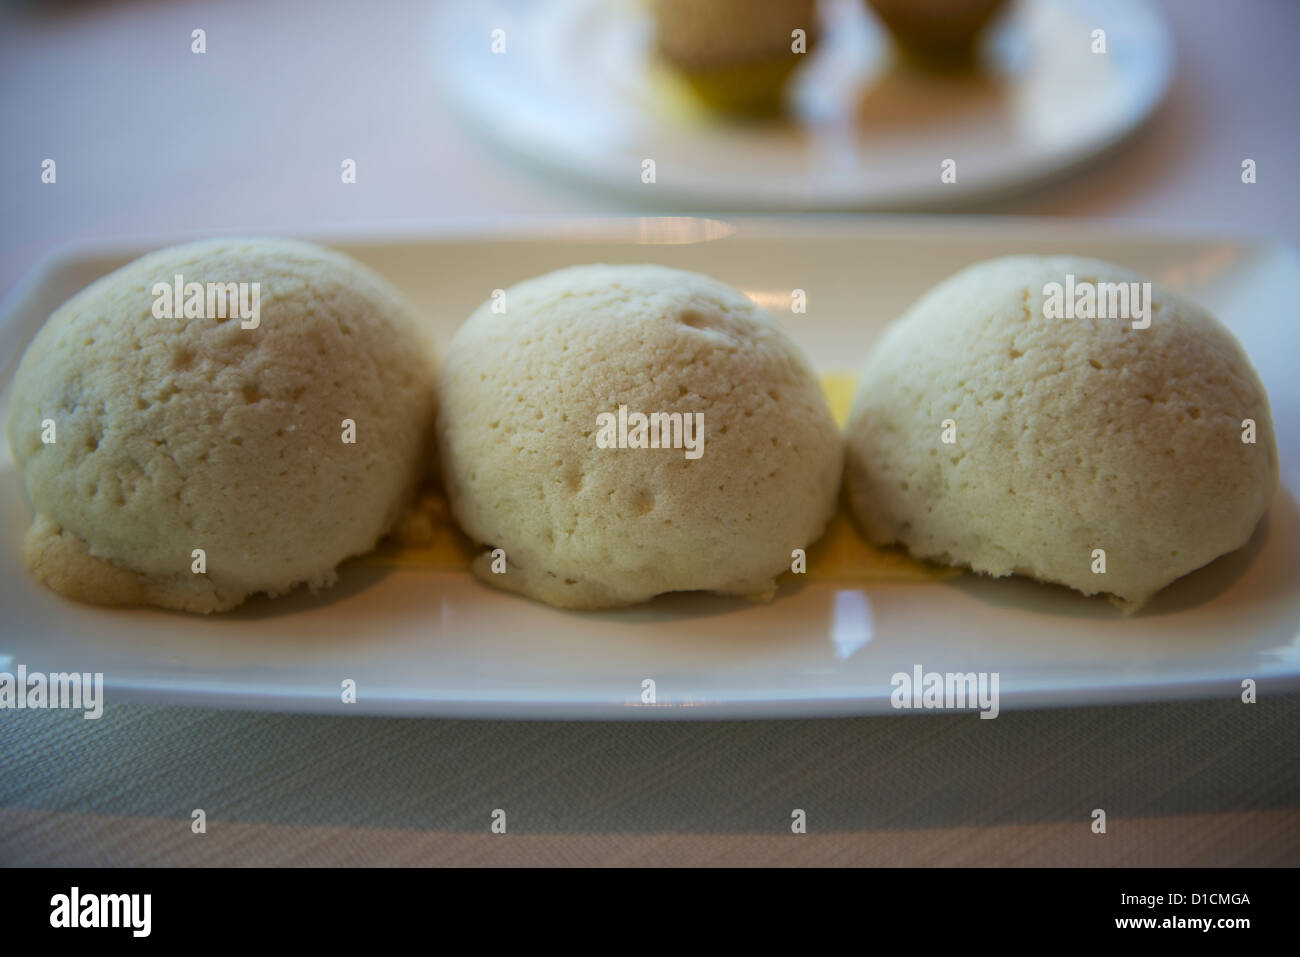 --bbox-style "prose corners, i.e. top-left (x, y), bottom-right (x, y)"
top-left (845, 255), bottom-right (1278, 611)
top-left (436, 264), bottom-right (843, 609)
top-left (7, 238), bottom-right (438, 612)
